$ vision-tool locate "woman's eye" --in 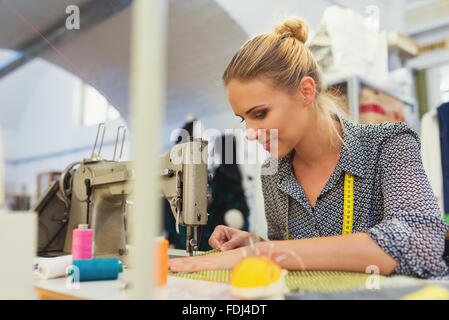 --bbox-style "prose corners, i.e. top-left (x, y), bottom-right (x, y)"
top-left (254, 110), bottom-right (267, 119)
top-left (239, 117), bottom-right (245, 123)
